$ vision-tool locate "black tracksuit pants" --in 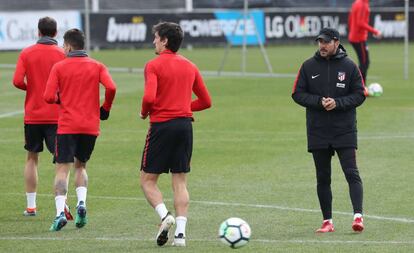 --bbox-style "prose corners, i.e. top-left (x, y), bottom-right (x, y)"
top-left (312, 147), bottom-right (363, 220)
top-left (351, 41), bottom-right (370, 83)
